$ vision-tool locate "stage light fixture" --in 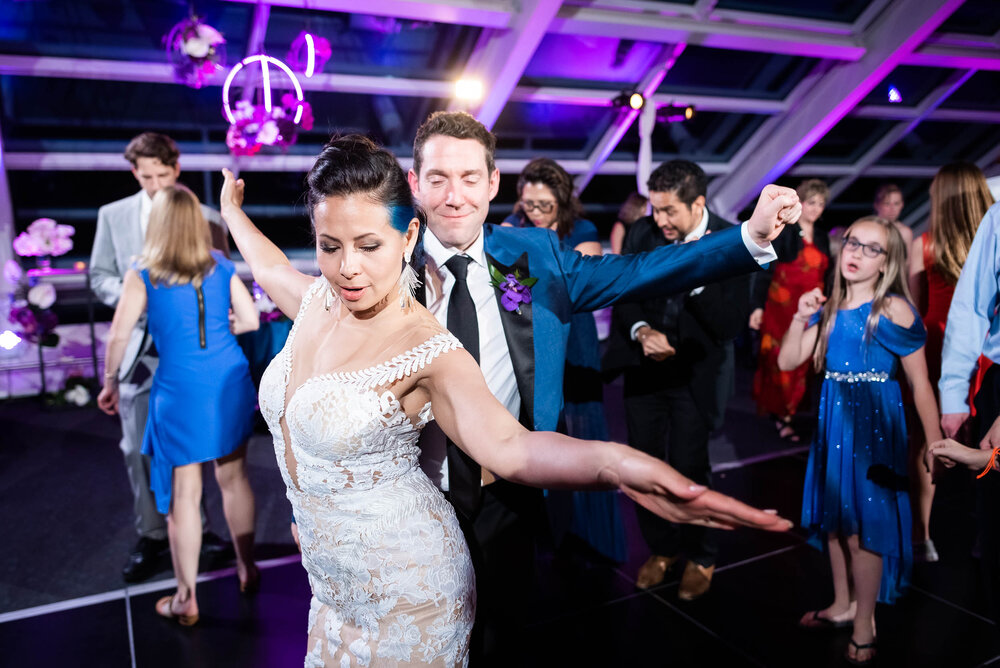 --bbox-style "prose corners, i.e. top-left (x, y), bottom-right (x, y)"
top-left (455, 78), bottom-right (484, 102)
top-left (657, 105), bottom-right (696, 123)
top-left (611, 91), bottom-right (644, 110)
top-left (888, 85), bottom-right (902, 104)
